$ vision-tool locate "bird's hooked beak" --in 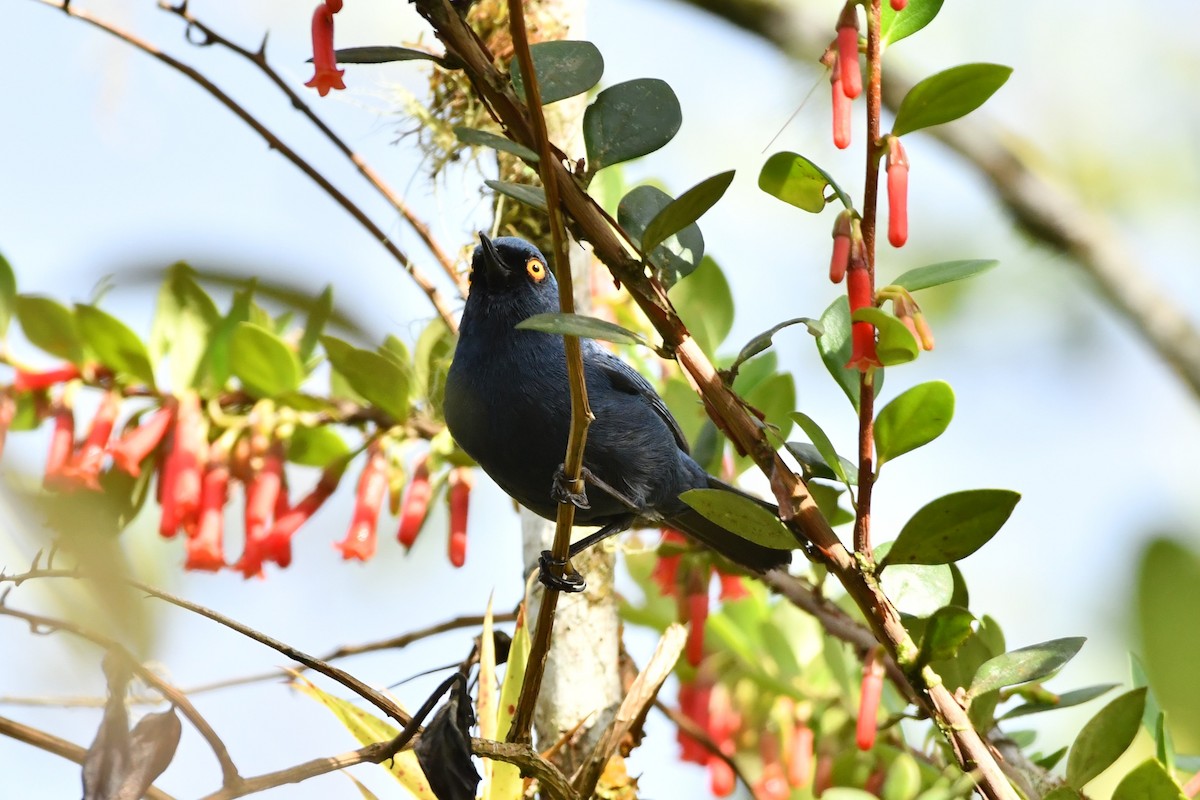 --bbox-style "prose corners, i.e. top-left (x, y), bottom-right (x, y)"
top-left (477, 232), bottom-right (509, 287)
